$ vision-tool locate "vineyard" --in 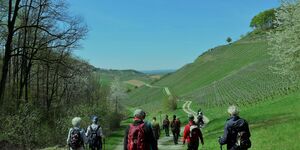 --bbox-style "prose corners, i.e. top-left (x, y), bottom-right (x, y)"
top-left (126, 33), bottom-right (300, 109)
top-left (185, 59), bottom-right (299, 106)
